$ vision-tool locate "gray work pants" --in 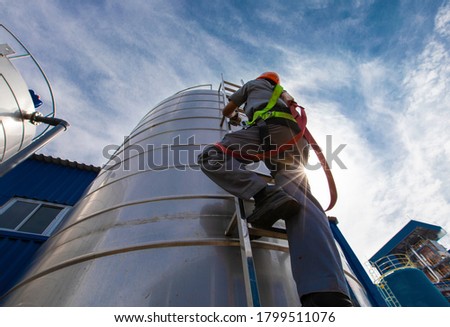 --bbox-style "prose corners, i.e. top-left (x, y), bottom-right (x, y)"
top-left (198, 124), bottom-right (350, 299)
